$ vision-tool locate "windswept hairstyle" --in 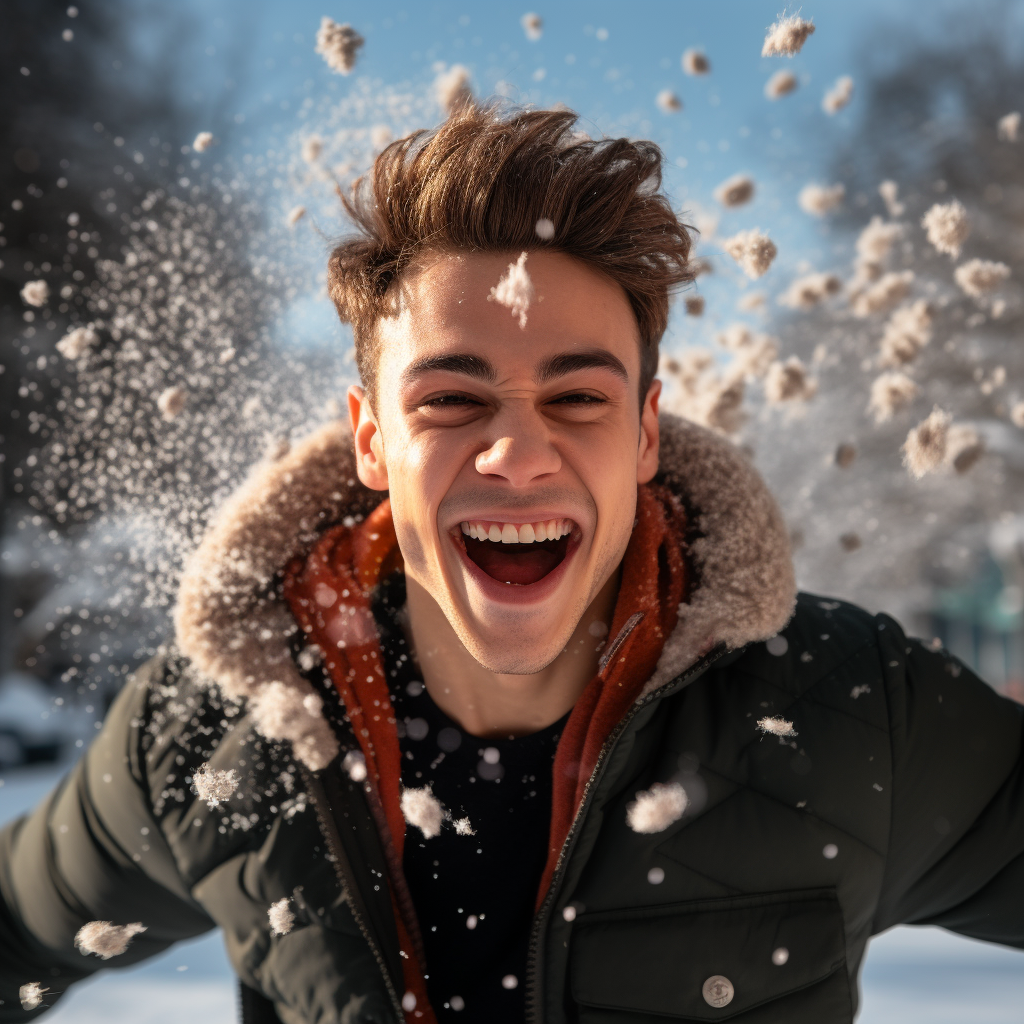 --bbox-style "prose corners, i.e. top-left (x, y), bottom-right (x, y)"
top-left (328, 104), bottom-right (695, 402)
